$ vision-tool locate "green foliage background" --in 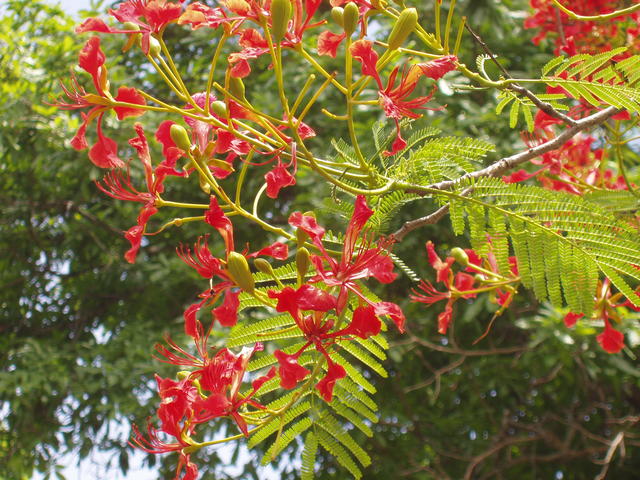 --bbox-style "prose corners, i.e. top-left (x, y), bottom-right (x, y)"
top-left (1, 0), bottom-right (639, 479)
